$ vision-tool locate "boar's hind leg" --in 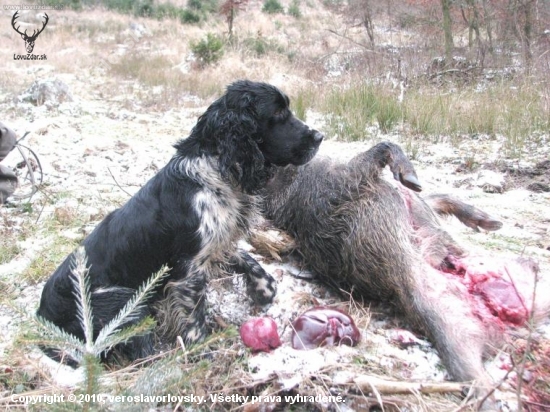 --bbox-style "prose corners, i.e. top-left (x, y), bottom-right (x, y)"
top-left (405, 193), bottom-right (466, 266)
top-left (425, 194), bottom-right (503, 232)
top-left (404, 264), bottom-right (500, 409)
